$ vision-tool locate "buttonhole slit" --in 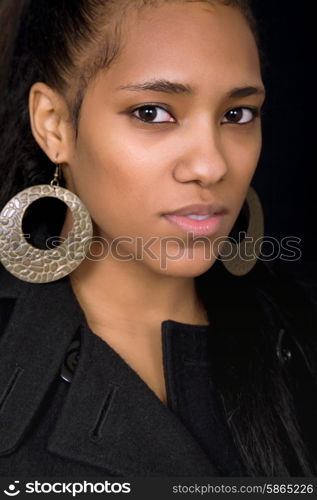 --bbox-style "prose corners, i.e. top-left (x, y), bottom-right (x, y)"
top-left (89, 383), bottom-right (119, 441)
top-left (0, 366), bottom-right (24, 413)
